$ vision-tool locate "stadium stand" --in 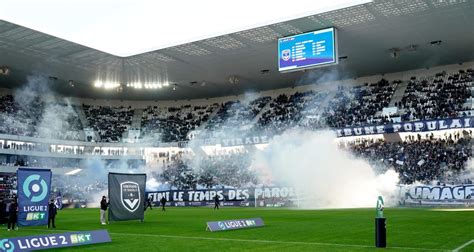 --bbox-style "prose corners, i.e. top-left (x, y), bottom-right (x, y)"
top-left (0, 69), bottom-right (474, 142)
top-left (0, 67), bottom-right (472, 192)
top-left (258, 91), bottom-right (328, 134)
top-left (83, 104), bottom-right (133, 142)
top-left (347, 131), bottom-right (473, 184)
top-left (141, 104), bottom-right (218, 142)
top-left (1, 68), bottom-right (471, 144)
top-left (396, 69), bottom-right (473, 121)
top-left (160, 150), bottom-right (255, 190)
top-left (204, 96), bottom-right (271, 137)
top-left (0, 94), bottom-right (42, 137)
top-left (323, 79), bottom-right (401, 128)
top-left (0, 95), bottom-right (83, 140)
